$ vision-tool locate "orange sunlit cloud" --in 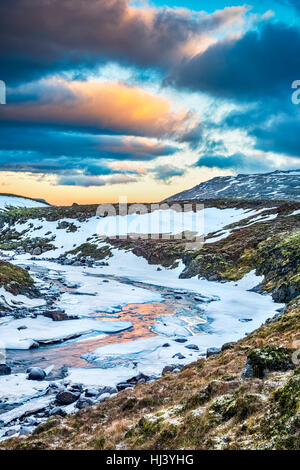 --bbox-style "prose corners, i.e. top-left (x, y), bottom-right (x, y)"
top-left (2, 80), bottom-right (200, 141)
